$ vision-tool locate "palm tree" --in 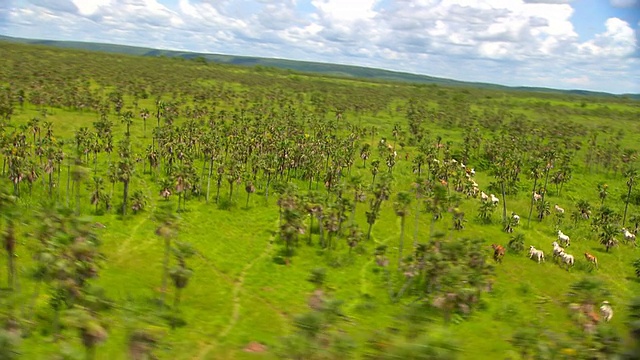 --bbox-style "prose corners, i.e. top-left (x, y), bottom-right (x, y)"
top-left (527, 159), bottom-right (544, 227)
top-left (155, 204), bottom-right (180, 307)
top-left (279, 189), bottom-right (305, 258)
top-left (346, 224), bottom-right (362, 254)
top-left (508, 233), bottom-right (525, 253)
top-left (599, 223), bottom-right (619, 252)
top-left (537, 200), bottom-right (551, 221)
top-left (116, 139), bottom-right (134, 216)
top-left (63, 306), bottom-right (108, 360)
top-left (629, 213), bottom-right (640, 234)
top-left (365, 173), bottom-right (392, 240)
top-left (0, 184), bottom-right (16, 289)
top-left (360, 143), bottom-right (371, 168)
top-left (170, 241), bottom-right (195, 310)
top-left (394, 191), bottom-right (412, 269)
top-left (477, 201), bottom-right (496, 224)
top-left (598, 182), bottom-right (609, 206)
top-left (451, 207), bottom-right (466, 231)
top-left (3, 217), bottom-right (16, 289)
top-left (121, 110), bottom-right (134, 137)
top-left (139, 108), bottom-right (150, 138)
top-left (131, 190), bottom-right (147, 214)
top-left (370, 159), bottom-right (380, 187)
top-left (90, 176), bottom-right (108, 213)
top-left (71, 160), bottom-right (90, 215)
top-left (623, 168), bottom-right (637, 227)
top-left (128, 327), bottom-right (161, 360)
top-left (624, 296), bottom-right (640, 357)
top-left (244, 180), bottom-right (255, 209)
